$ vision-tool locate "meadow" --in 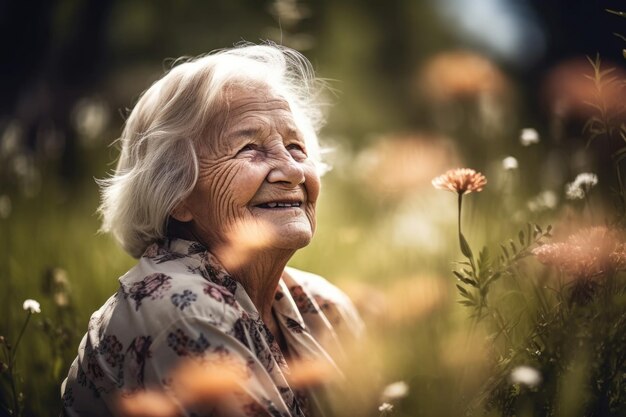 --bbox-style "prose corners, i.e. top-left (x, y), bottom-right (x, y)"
top-left (1, 1), bottom-right (625, 416)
